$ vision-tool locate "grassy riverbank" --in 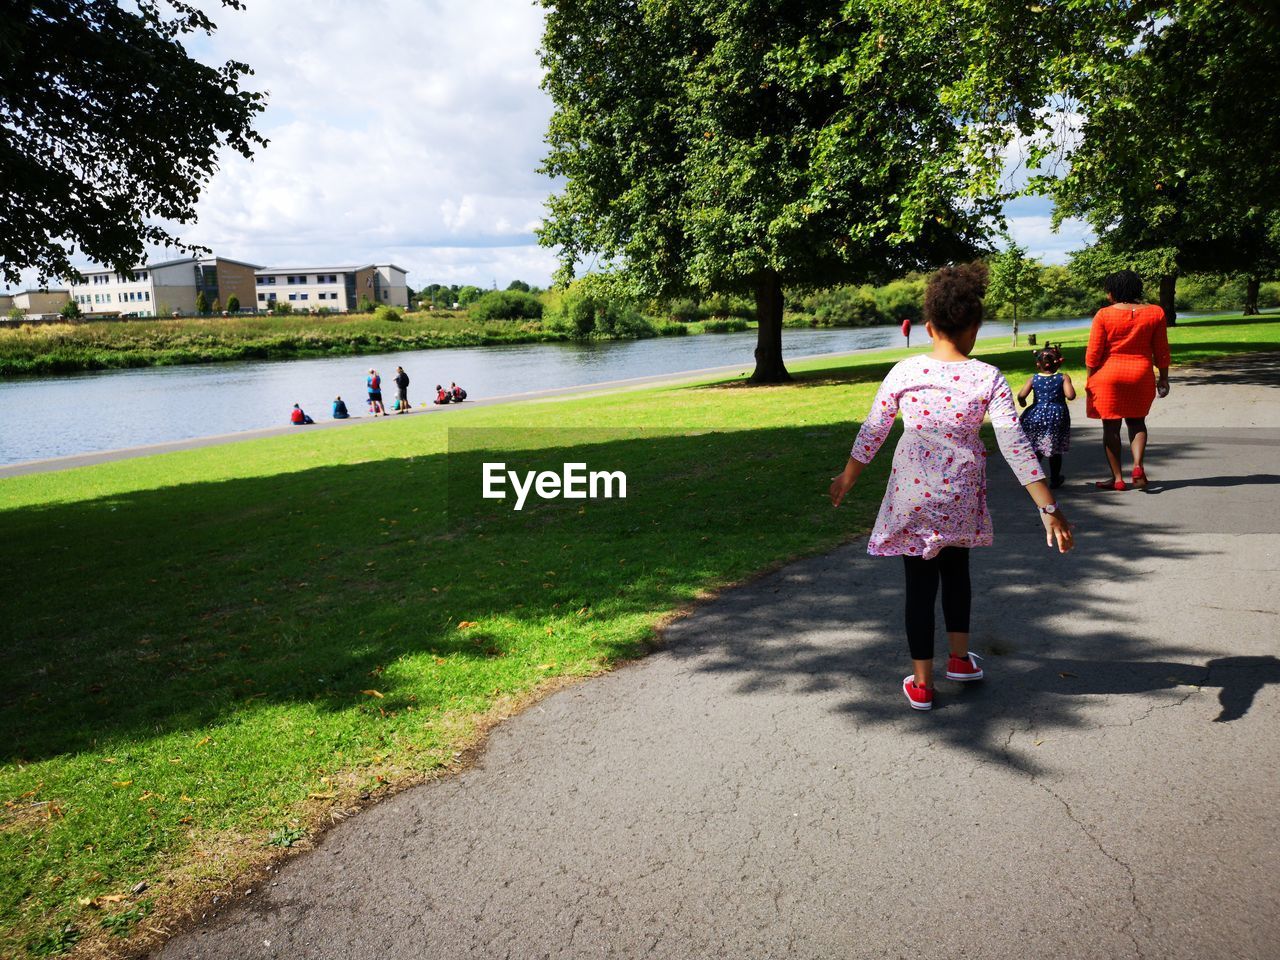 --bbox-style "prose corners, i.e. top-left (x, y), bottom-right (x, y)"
top-left (0, 312), bottom-right (570, 376)
top-left (2, 314), bottom-right (1277, 958)
top-left (0, 311), bottom-right (754, 378)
